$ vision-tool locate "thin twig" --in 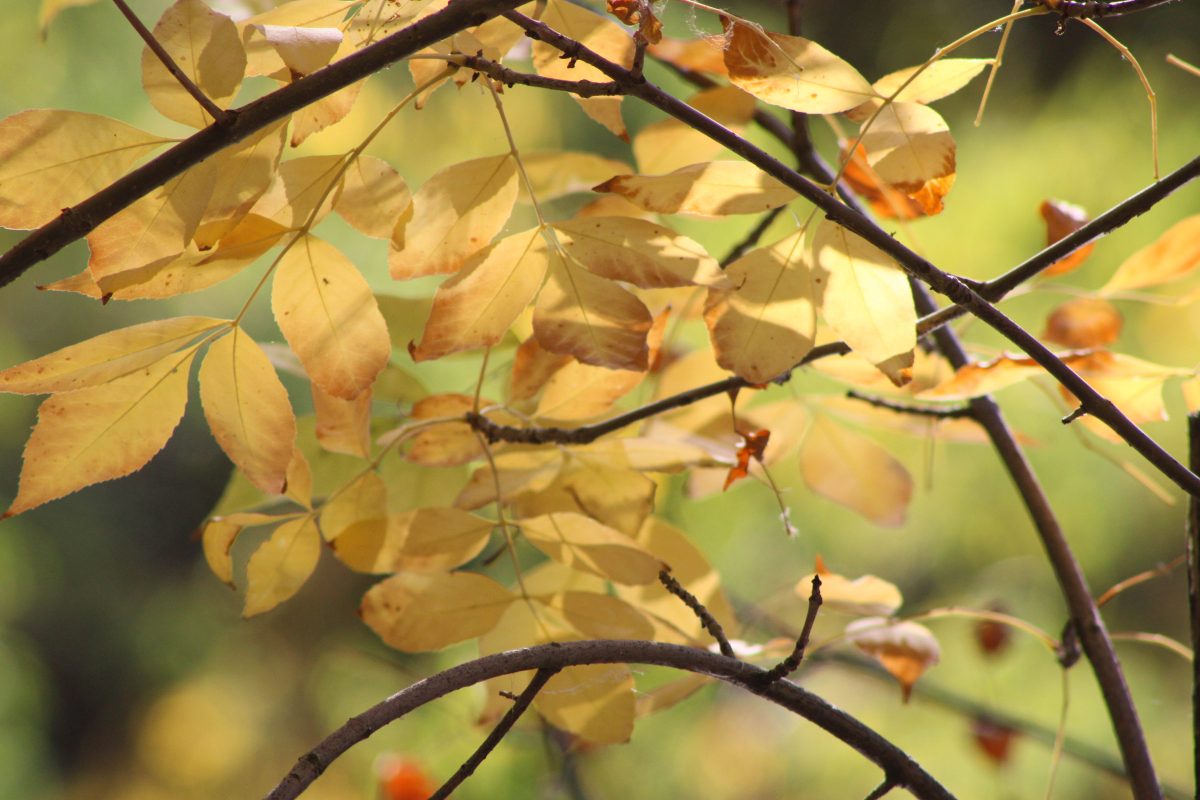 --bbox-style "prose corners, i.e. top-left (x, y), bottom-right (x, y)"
top-left (1188, 413), bottom-right (1200, 793)
top-left (864, 777), bottom-right (899, 800)
top-left (1096, 554), bottom-right (1186, 607)
top-left (658, 569), bottom-right (734, 657)
top-left (459, 53), bottom-right (622, 96)
top-left (1043, 0), bottom-right (1182, 18)
top-left (428, 667), bottom-right (559, 800)
top-left (759, 575), bottom-right (822, 684)
top-left (845, 391), bottom-right (974, 420)
top-left (110, 0), bottom-right (229, 123)
top-left (720, 207), bottom-right (785, 266)
top-left (263, 640), bottom-right (956, 800)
